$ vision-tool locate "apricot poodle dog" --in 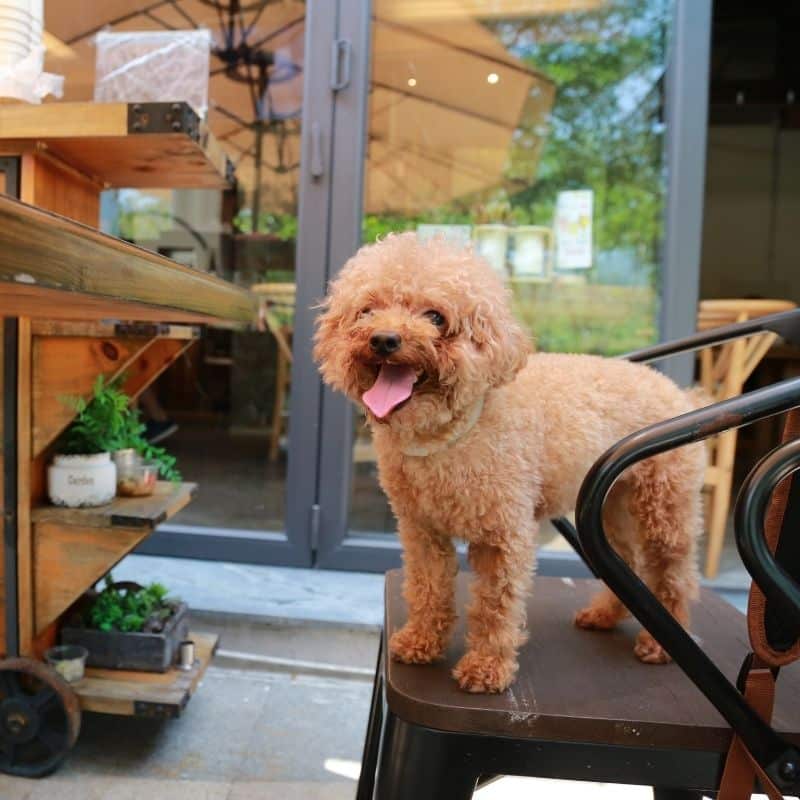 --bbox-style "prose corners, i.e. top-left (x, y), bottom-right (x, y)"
top-left (314, 233), bottom-right (705, 693)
